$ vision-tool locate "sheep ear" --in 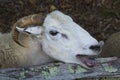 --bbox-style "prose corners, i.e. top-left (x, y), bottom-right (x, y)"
top-left (16, 26), bottom-right (43, 36)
